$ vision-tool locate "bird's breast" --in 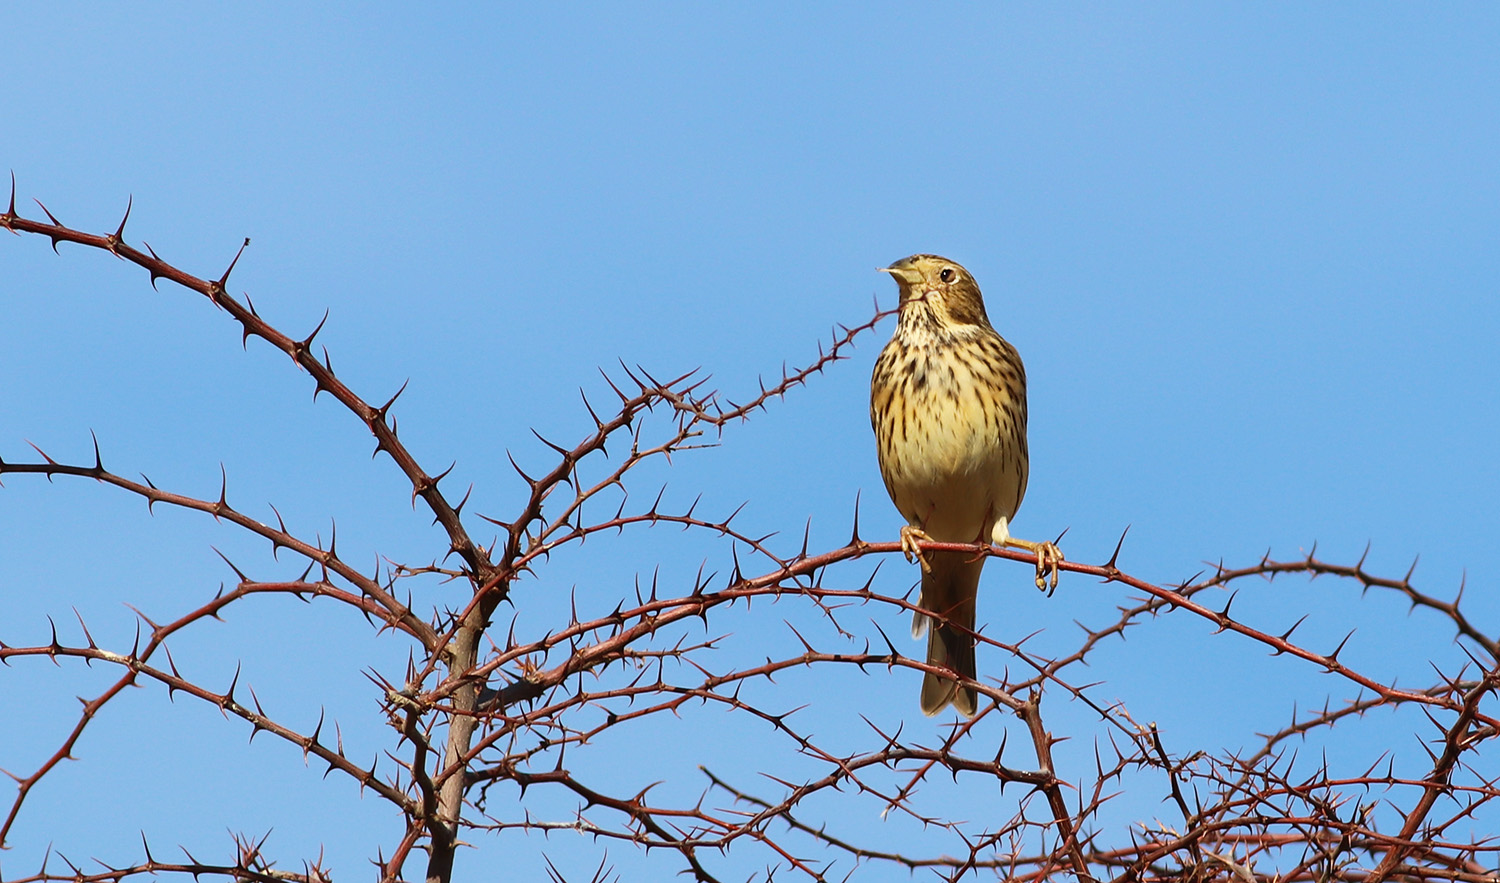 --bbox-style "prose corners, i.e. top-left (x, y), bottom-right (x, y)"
top-left (870, 330), bottom-right (1029, 537)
